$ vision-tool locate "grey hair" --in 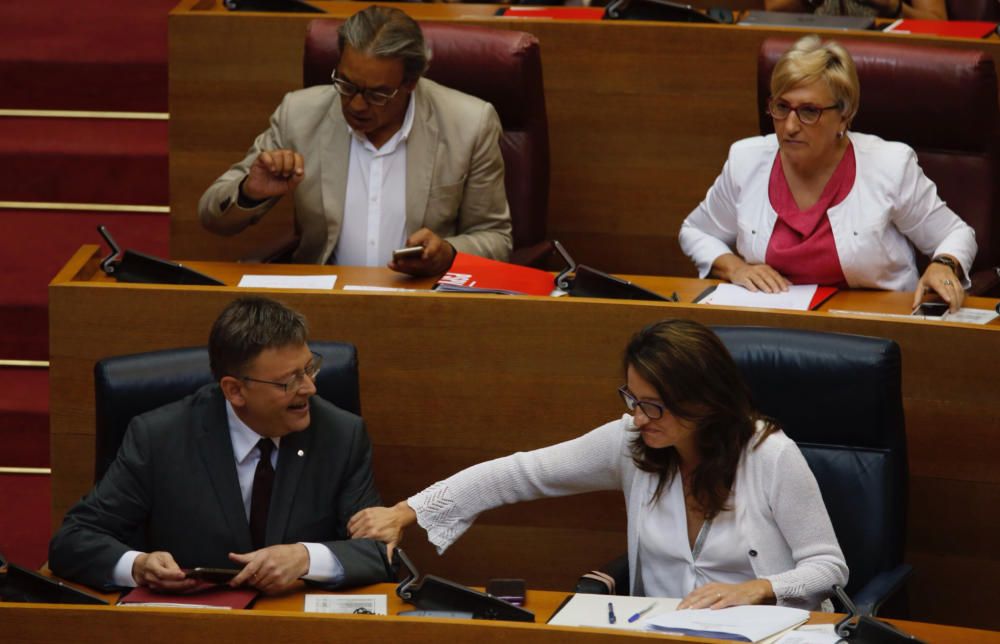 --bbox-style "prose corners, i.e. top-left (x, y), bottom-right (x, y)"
top-left (337, 6), bottom-right (431, 82)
